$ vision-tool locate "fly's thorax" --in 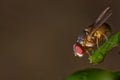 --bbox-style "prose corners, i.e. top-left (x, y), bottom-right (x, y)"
top-left (77, 26), bottom-right (96, 48)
